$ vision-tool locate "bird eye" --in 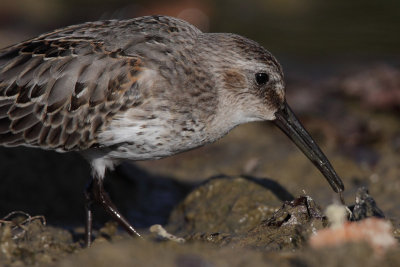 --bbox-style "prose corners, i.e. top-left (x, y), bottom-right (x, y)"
top-left (255, 72), bottom-right (269, 85)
